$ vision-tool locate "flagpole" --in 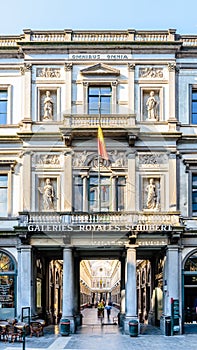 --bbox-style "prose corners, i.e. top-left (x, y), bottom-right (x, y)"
top-left (98, 95), bottom-right (101, 212)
